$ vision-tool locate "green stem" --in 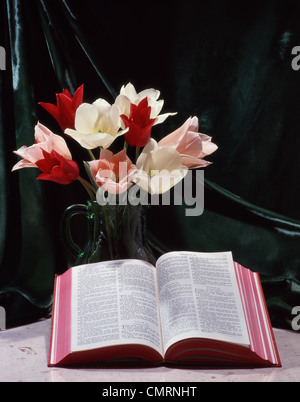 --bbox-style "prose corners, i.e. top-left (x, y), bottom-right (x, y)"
top-left (77, 176), bottom-right (97, 200)
top-left (88, 149), bottom-right (96, 160)
top-left (135, 147), bottom-right (140, 162)
top-left (102, 205), bottom-right (114, 260)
